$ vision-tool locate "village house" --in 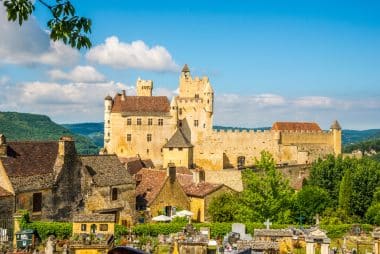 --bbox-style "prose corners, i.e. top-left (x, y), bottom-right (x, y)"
top-left (0, 134), bottom-right (135, 223)
top-left (135, 165), bottom-right (234, 222)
